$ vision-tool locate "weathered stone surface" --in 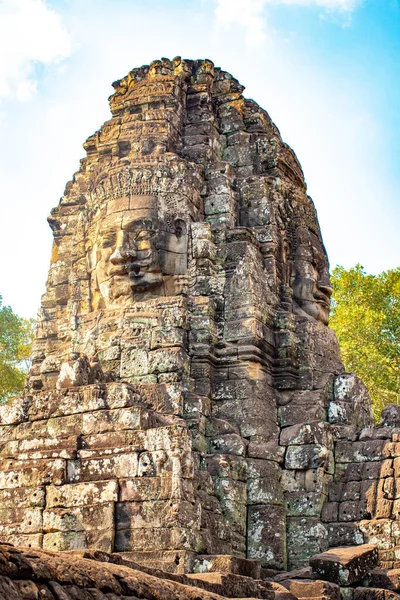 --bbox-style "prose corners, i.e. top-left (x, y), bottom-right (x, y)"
top-left (0, 56), bottom-right (391, 575)
top-left (310, 545), bottom-right (379, 586)
top-left (193, 555), bottom-right (261, 578)
top-left (281, 579), bottom-right (341, 600)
